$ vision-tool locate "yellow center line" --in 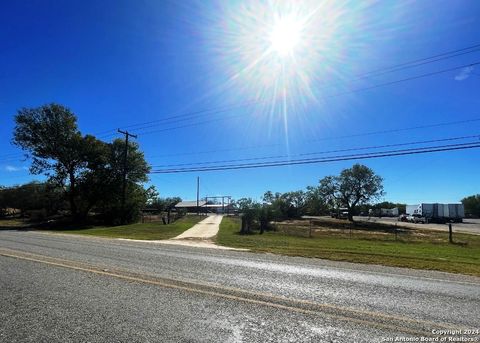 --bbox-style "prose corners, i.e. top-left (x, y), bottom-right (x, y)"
top-left (32, 231), bottom-right (480, 286)
top-left (0, 248), bottom-right (468, 337)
